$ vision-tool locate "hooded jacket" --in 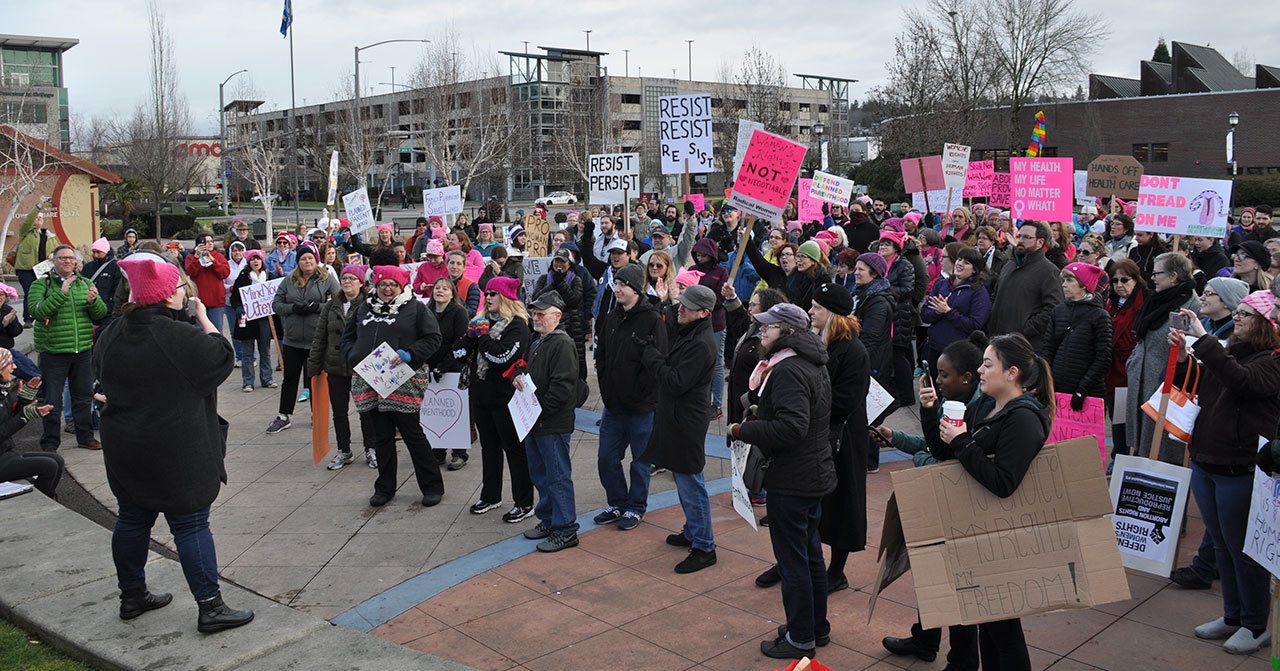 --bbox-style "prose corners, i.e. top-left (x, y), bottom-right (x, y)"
top-left (307, 290), bottom-right (365, 377)
top-left (184, 249), bottom-right (231, 308)
top-left (841, 212), bottom-right (880, 255)
top-left (1191, 243), bottom-right (1231, 281)
top-left (30, 272), bottom-right (108, 354)
top-left (596, 297), bottom-right (669, 413)
top-left (557, 241), bottom-right (597, 325)
top-left (987, 248), bottom-right (1064, 350)
top-left (931, 393), bottom-right (1051, 498)
top-left (642, 316), bottom-right (716, 473)
top-left (691, 237), bottom-right (728, 331)
top-left (885, 253), bottom-right (918, 344)
top-left (426, 300), bottom-right (469, 374)
top-left (737, 330), bottom-right (836, 497)
top-left (1040, 293), bottom-right (1113, 398)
